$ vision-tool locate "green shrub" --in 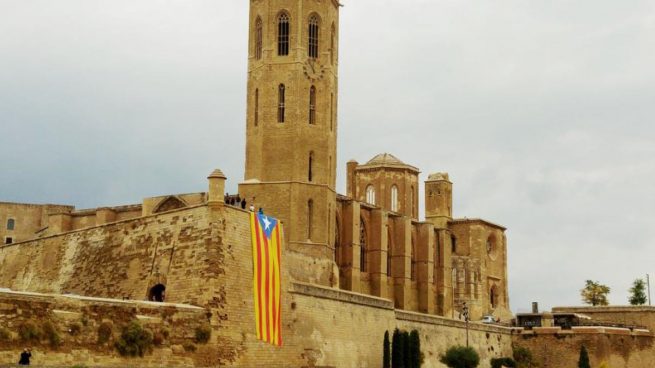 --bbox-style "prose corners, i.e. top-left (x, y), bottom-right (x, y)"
top-left (440, 346), bottom-right (480, 368)
top-left (383, 330), bottom-right (391, 368)
top-left (160, 327), bottom-right (170, 339)
top-left (97, 321), bottom-right (113, 344)
top-left (69, 322), bottom-right (82, 336)
top-left (115, 321), bottom-right (153, 357)
top-left (42, 321), bottom-right (62, 348)
top-left (512, 346), bottom-right (534, 368)
top-left (0, 327), bottom-right (11, 342)
top-left (491, 357), bottom-right (517, 368)
top-left (19, 321), bottom-right (42, 342)
top-left (183, 343), bottom-right (197, 352)
top-left (194, 325), bottom-right (211, 344)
